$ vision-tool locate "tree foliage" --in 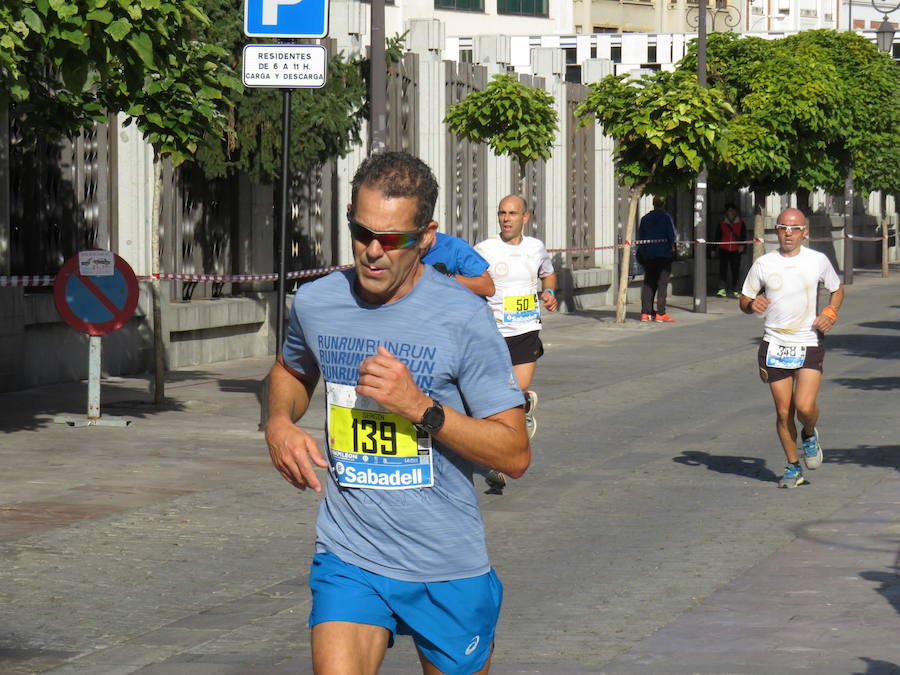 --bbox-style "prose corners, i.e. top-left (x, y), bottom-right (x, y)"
top-left (444, 73), bottom-right (558, 167)
top-left (574, 69), bottom-right (733, 195)
top-left (677, 30), bottom-right (900, 197)
top-left (191, 0), bottom-right (369, 182)
top-left (1, 0), bottom-right (240, 165)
